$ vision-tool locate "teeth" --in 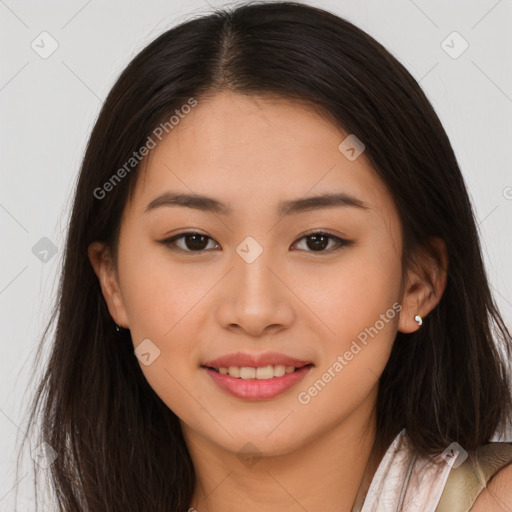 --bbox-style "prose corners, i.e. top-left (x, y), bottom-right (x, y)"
top-left (240, 367), bottom-right (256, 379)
top-left (228, 366), bottom-right (240, 378)
top-left (274, 365), bottom-right (286, 377)
top-left (256, 366), bottom-right (274, 379)
top-left (216, 364), bottom-right (300, 379)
